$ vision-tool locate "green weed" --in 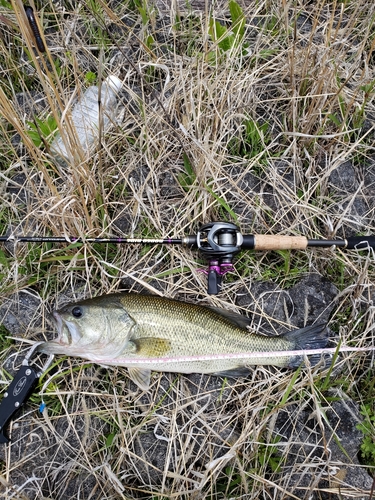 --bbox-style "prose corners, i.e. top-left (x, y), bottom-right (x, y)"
top-left (212, 465), bottom-right (244, 496)
top-left (27, 115), bottom-right (57, 148)
top-left (177, 153), bottom-right (196, 192)
top-left (0, 246), bottom-right (10, 283)
top-left (352, 367), bottom-right (375, 469)
top-left (0, 324), bottom-right (13, 352)
top-left (132, 0), bottom-right (156, 26)
top-left (326, 78), bottom-right (375, 141)
top-left (84, 71), bottom-right (97, 85)
top-left (173, 14), bottom-right (205, 57)
top-left (257, 435), bottom-right (283, 474)
top-left (208, 0), bottom-right (249, 61)
top-left (316, 343), bottom-right (343, 393)
top-left (255, 251), bottom-right (309, 288)
top-left (205, 183), bottom-right (238, 221)
top-left (228, 117), bottom-right (271, 160)
top-left (357, 404), bottom-right (375, 467)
